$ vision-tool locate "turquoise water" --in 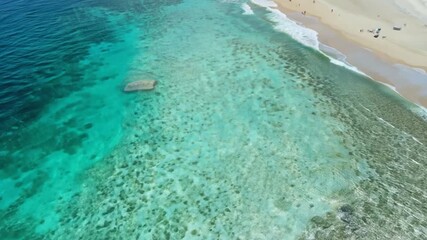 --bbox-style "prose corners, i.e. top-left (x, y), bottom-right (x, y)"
top-left (1, 0), bottom-right (427, 239)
